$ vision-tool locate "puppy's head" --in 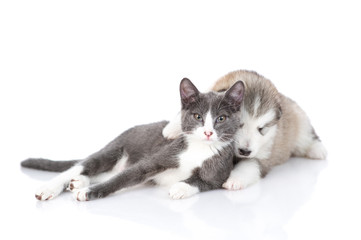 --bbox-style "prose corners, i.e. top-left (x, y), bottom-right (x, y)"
top-left (234, 105), bottom-right (281, 158)
top-left (212, 70), bottom-right (282, 159)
